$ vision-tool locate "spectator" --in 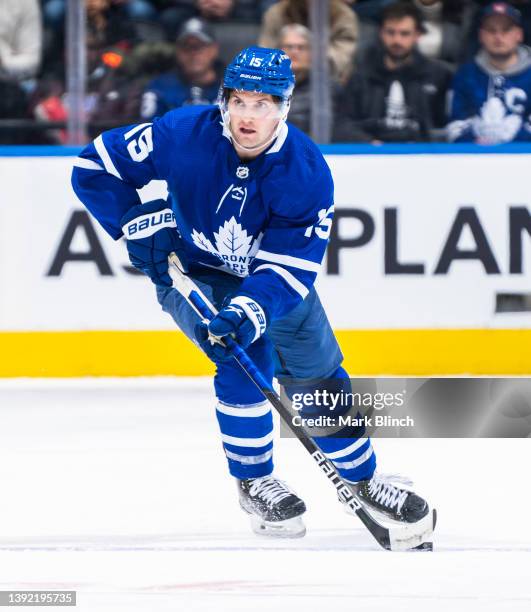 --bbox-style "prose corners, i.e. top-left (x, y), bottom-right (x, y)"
top-left (158, 0), bottom-right (238, 26)
top-left (196, 0), bottom-right (270, 22)
top-left (38, 1), bottom-right (134, 79)
top-left (259, 0), bottom-right (359, 83)
top-left (465, 1), bottom-right (531, 59)
top-left (32, 2), bottom-right (162, 143)
top-left (31, 39), bottom-right (140, 144)
top-left (355, 1), bottom-right (476, 71)
top-left (280, 23), bottom-right (312, 134)
top-left (42, 0), bottom-right (158, 26)
top-left (280, 23), bottom-right (340, 136)
top-left (411, 0), bottom-right (476, 70)
top-left (448, 2), bottom-right (531, 144)
top-left (140, 17), bottom-right (223, 119)
top-left (77, 0), bottom-right (138, 128)
top-left (197, 0), bottom-right (246, 20)
top-left (157, 0), bottom-right (266, 37)
top-left (0, 0), bottom-right (42, 81)
top-left (85, 42), bottom-right (174, 137)
top-left (86, 0), bottom-right (137, 51)
top-left (333, 1), bottom-right (452, 142)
